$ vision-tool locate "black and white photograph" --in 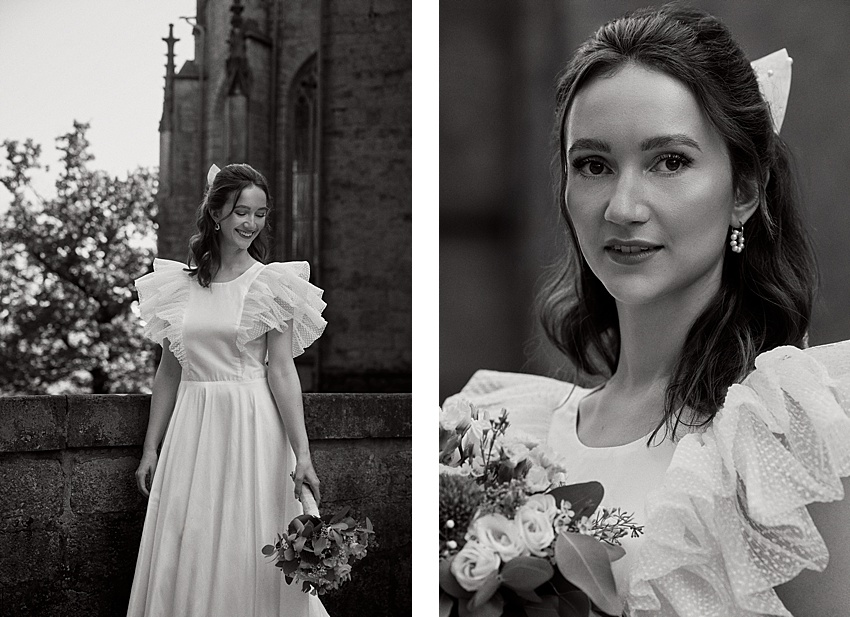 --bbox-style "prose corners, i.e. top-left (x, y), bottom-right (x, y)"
top-left (440, 2), bottom-right (850, 616)
top-left (0, 1), bottom-right (411, 615)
